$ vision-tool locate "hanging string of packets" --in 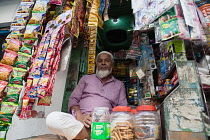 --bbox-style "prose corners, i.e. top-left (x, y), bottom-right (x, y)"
top-left (18, 10), bottom-right (73, 119)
